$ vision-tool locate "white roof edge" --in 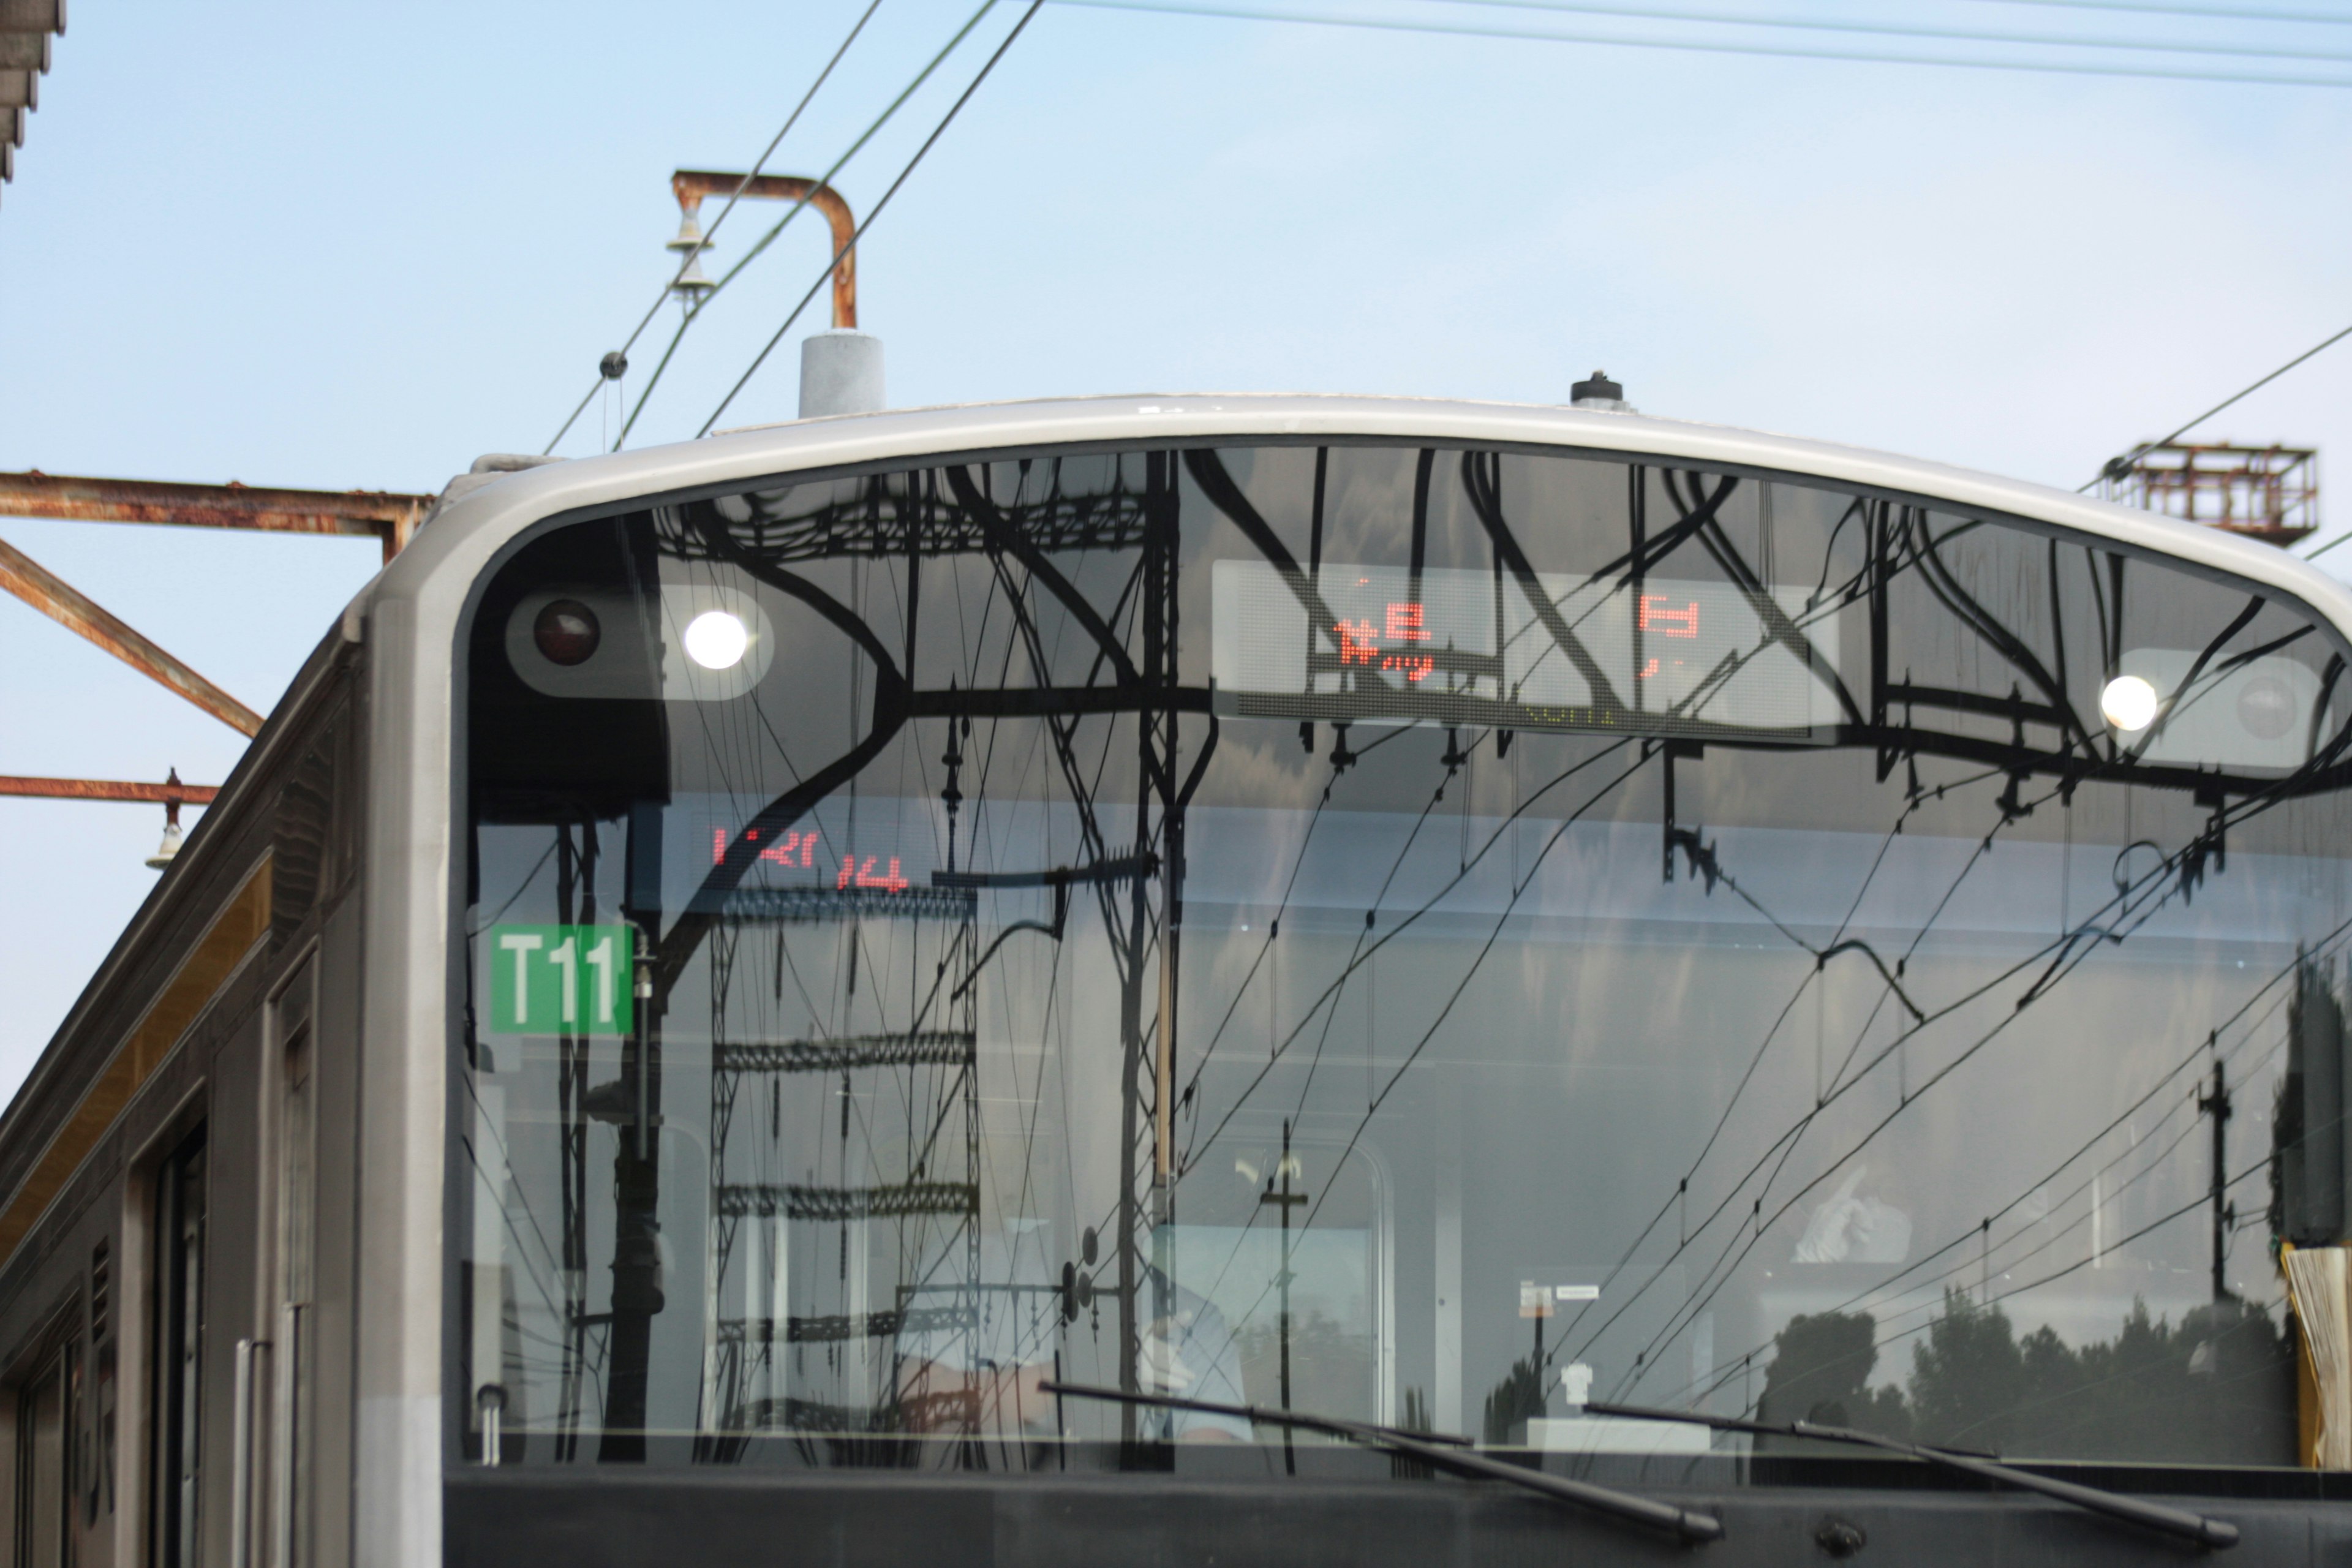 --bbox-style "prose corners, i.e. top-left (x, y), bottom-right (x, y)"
top-left (370, 393), bottom-right (2352, 646)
